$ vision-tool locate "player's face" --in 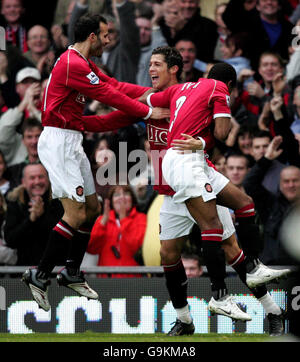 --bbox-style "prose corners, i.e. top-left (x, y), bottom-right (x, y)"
top-left (91, 22), bottom-right (110, 57)
top-left (149, 54), bottom-right (173, 91)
